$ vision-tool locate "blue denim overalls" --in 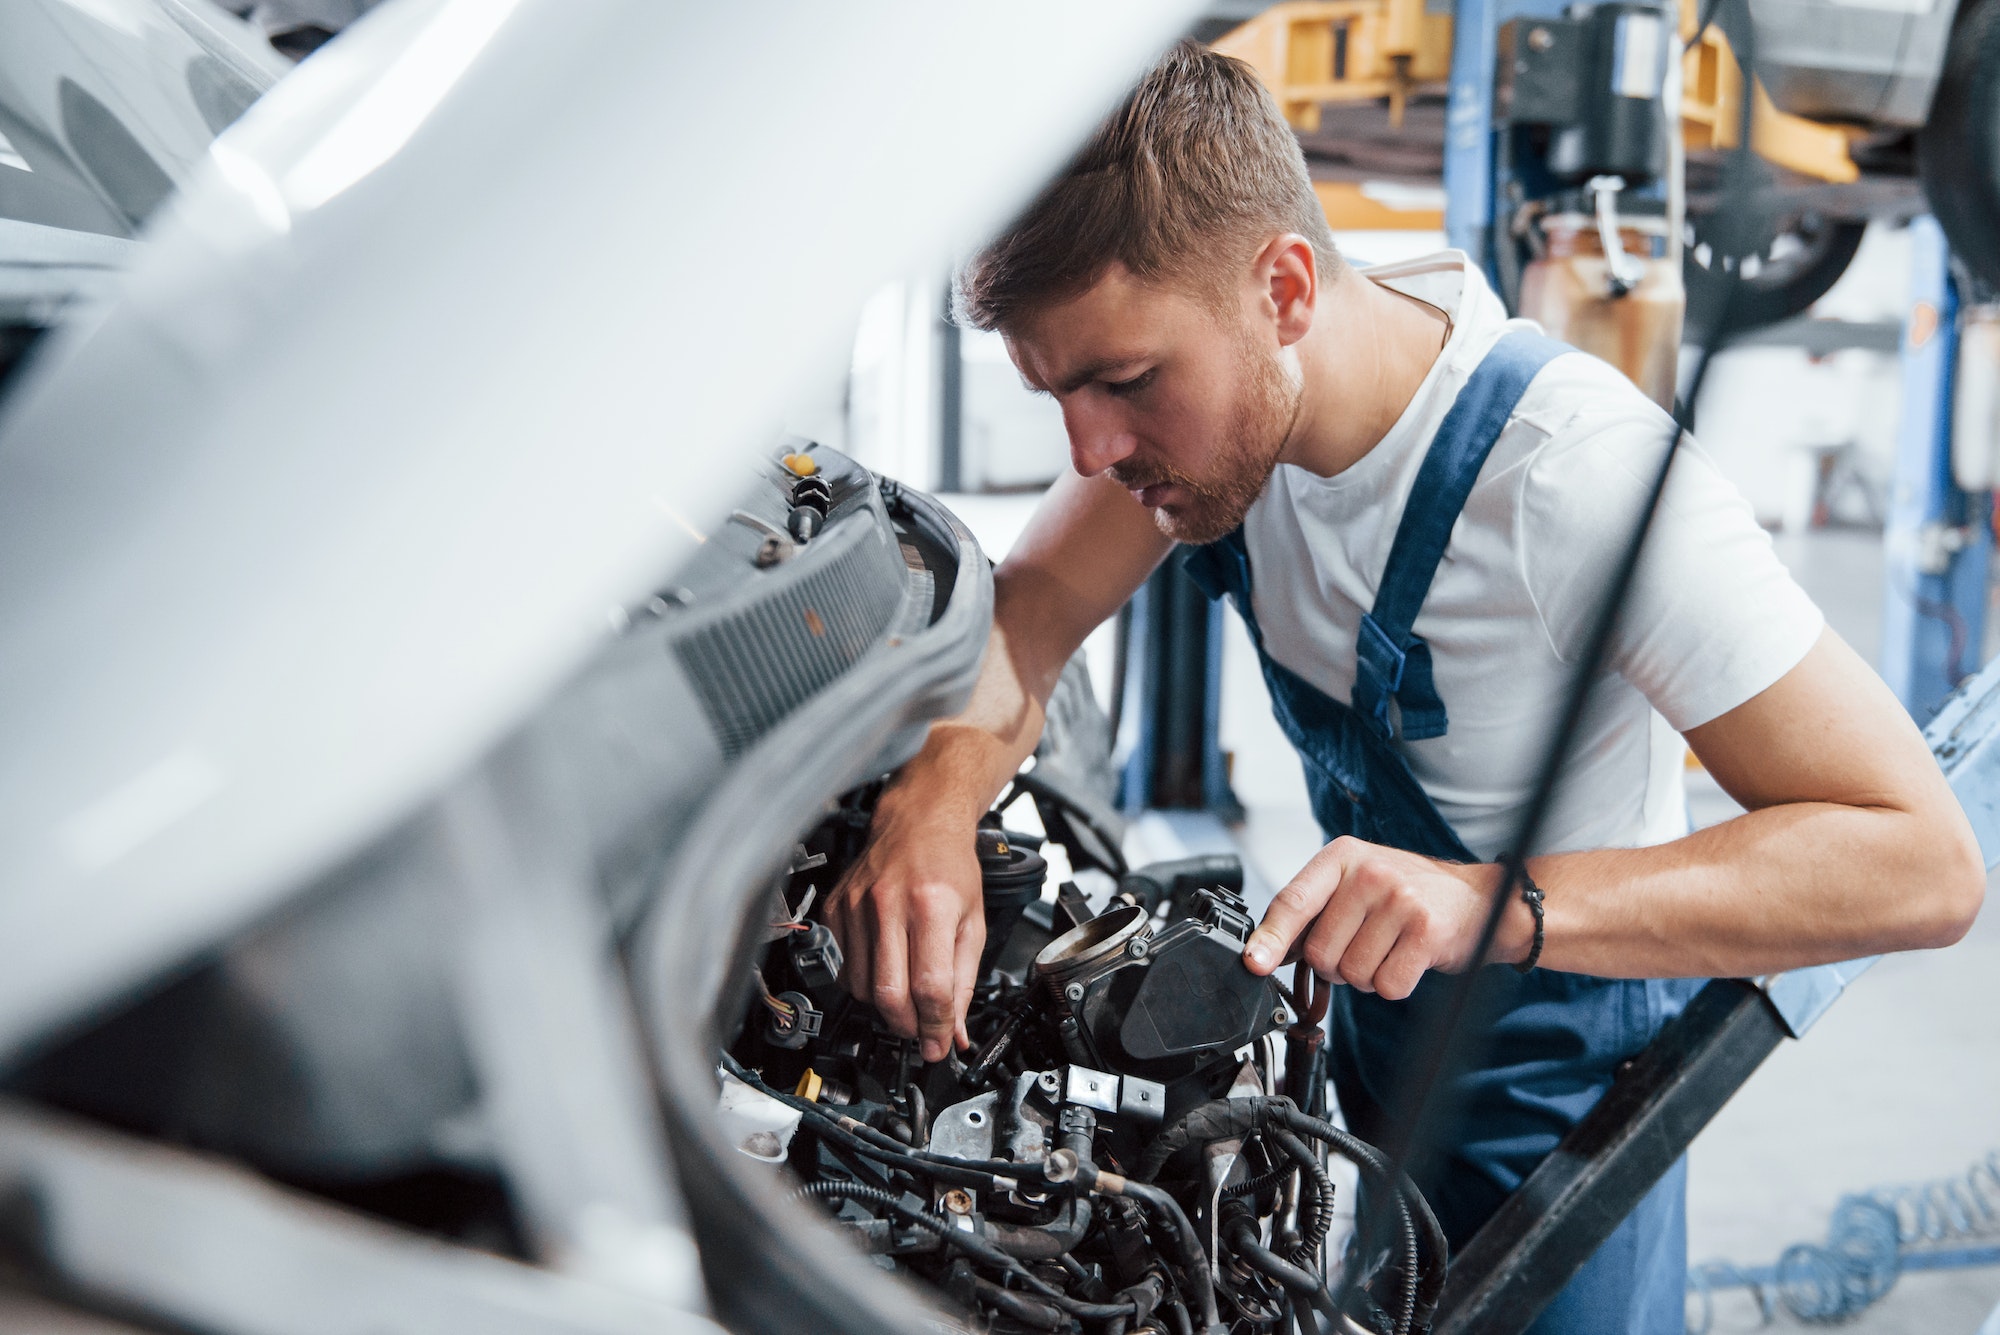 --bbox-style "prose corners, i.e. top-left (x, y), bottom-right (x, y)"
top-left (1184, 330), bottom-right (1701, 1334)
